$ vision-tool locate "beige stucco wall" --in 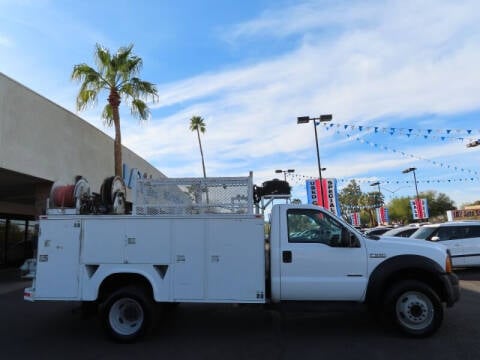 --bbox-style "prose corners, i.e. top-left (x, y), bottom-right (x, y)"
top-left (0, 72), bottom-right (164, 198)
